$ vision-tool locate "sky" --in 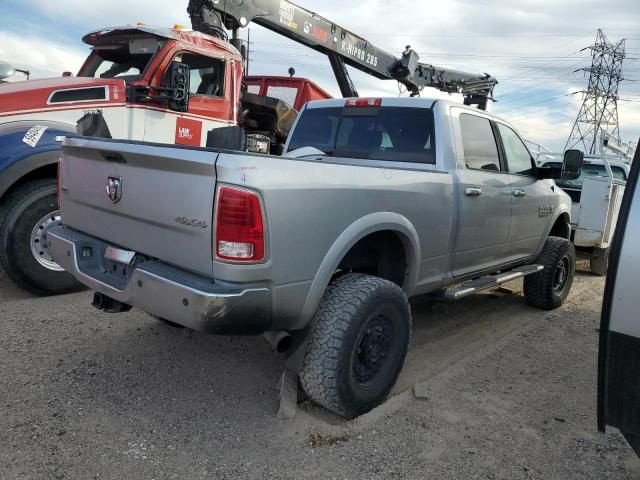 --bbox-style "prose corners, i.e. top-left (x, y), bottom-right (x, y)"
top-left (0, 0), bottom-right (638, 152)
